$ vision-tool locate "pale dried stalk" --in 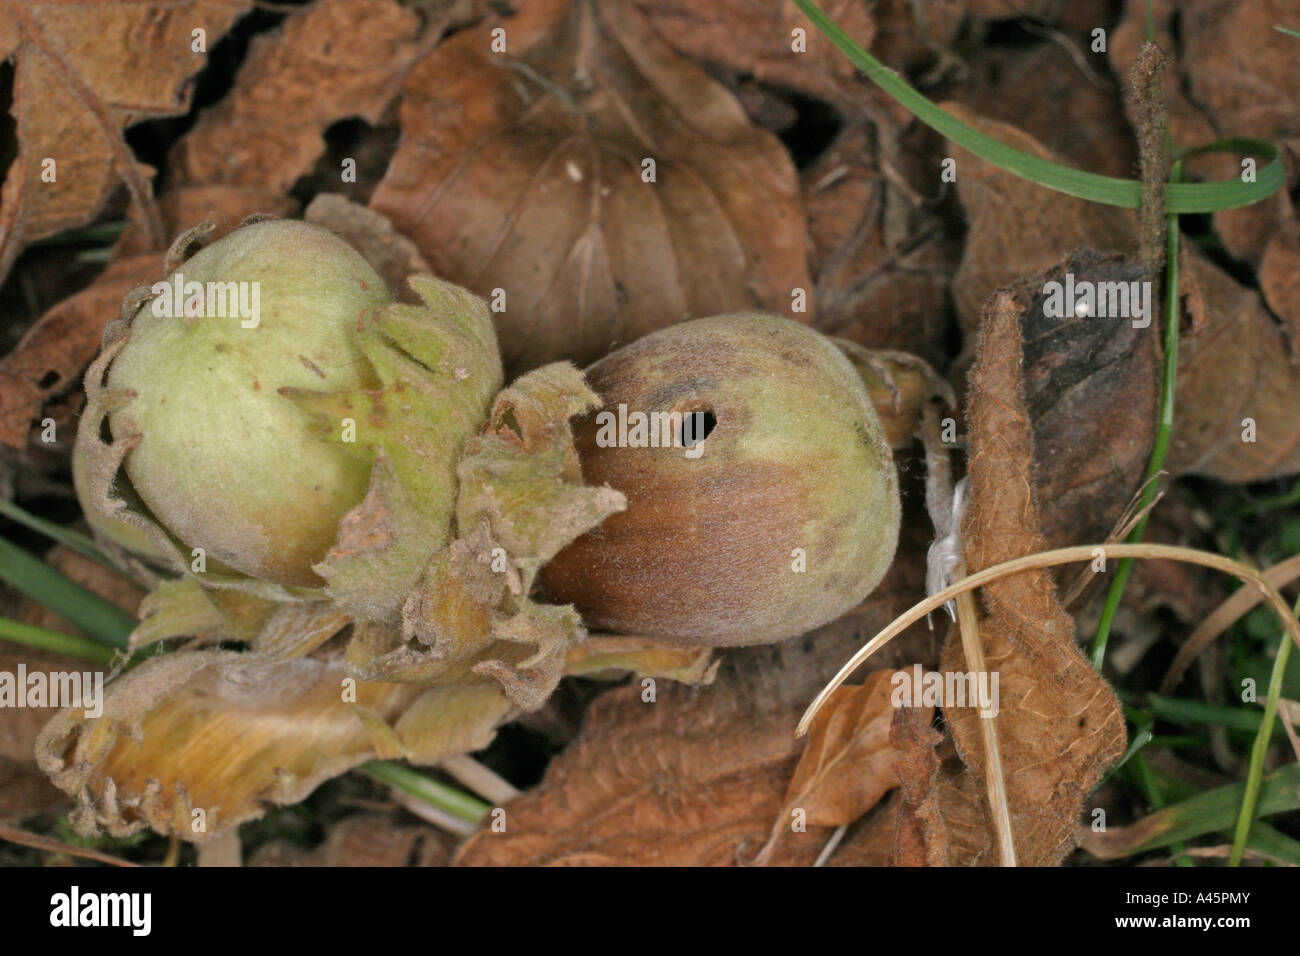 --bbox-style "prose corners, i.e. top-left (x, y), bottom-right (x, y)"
top-left (393, 792), bottom-right (478, 837)
top-left (441, 754), bottom-right (521, 806)
top-left (812, 824), bottom-right (849, 867)
top-left (952, 560), bottom-right (1016, 866)
top-left (798, 542), bottom-right (1300, 736)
